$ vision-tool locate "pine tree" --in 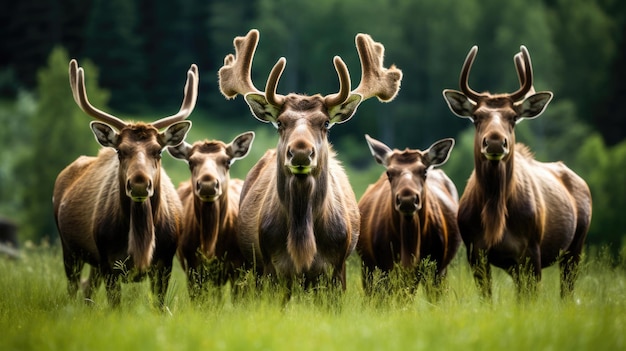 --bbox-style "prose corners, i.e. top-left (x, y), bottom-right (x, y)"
top-left (14, 47), bottom-right (108, 242)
